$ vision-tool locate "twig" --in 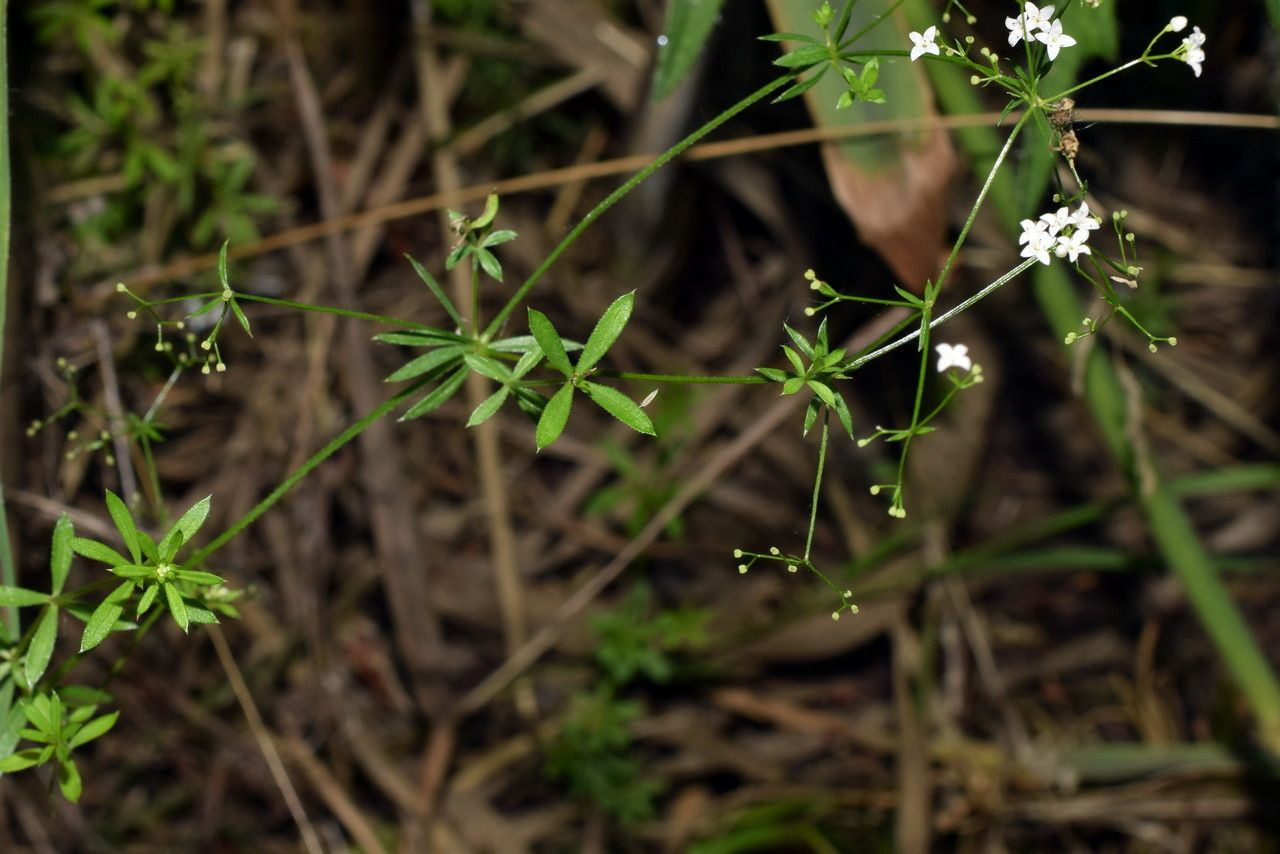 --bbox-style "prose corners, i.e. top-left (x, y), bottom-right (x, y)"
top-left (208, 625), bottom-right (323, 854)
